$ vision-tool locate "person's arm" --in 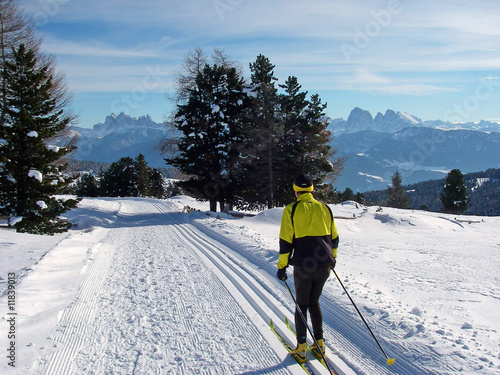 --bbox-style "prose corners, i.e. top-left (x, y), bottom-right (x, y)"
top-left (331, 219), bottom-right (339, 258)
top-left (278, 205), bottom-right (294, 269)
